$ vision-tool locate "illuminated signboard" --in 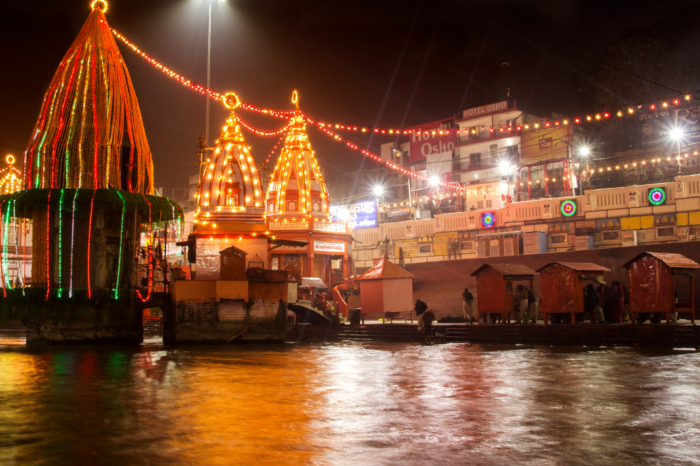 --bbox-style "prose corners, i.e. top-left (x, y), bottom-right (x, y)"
top-left (329, 200), bottom-right (377, 229)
